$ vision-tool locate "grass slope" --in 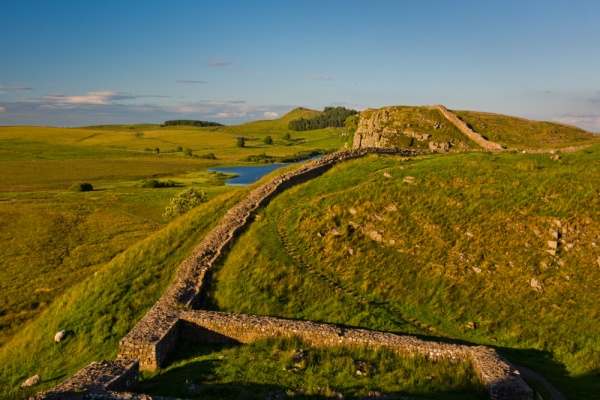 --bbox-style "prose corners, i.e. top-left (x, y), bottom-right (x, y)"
top-left (0, 187), bottom-right (249, 399)
top-left (209, 145), bottom-right (600, 399)
top-left (139, 338), bottom-right (486, 399)
top-left (453, 110), bottom-right (599, 149)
